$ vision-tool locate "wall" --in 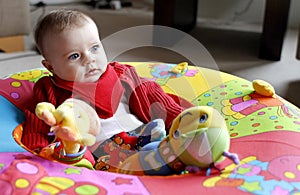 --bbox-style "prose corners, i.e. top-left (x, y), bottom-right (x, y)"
top-left (196, 0), bottom-right (299, 29)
